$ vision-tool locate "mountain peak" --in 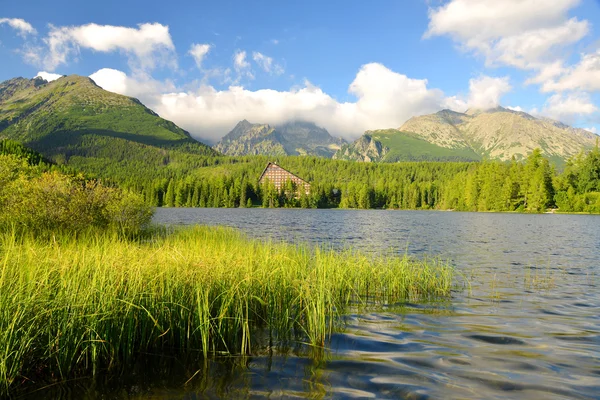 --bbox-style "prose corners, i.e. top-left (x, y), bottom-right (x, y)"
top-left (465, 106), bottom-right (504, 116)
top-left (0, 73), bottom-right (215, 162)
top-left (436, 109), bottom-right (464, 116)
top-left (215, 119), bottom-right (345, 157)
top-left (399, 106), bottom-right (597, 163)
top-left (58, 74), bottom-right (101, 88)
top-left (236, 119), bottom-right (253, 128)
